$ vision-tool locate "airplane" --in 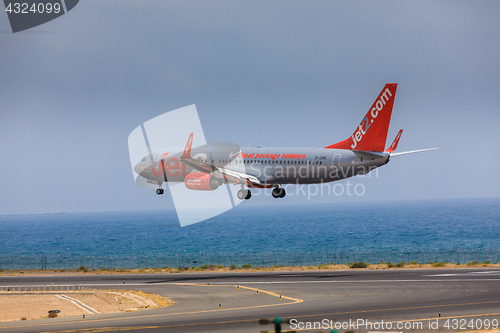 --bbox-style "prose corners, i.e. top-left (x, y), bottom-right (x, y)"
top-left (133, 83), bottom-right (437, 200)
